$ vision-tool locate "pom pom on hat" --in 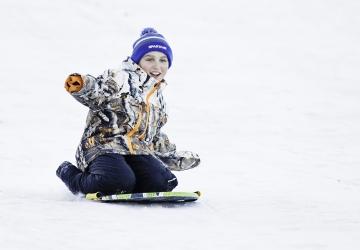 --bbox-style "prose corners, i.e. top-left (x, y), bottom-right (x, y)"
top-left (141, 27), bottom-right (158, 36)
top-left (131, 28), bottom-right (173, 68)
